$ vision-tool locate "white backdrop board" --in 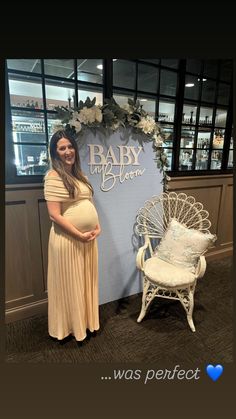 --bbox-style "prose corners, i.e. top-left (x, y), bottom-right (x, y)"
top-left (79, 130), bottom-right (163, 304)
